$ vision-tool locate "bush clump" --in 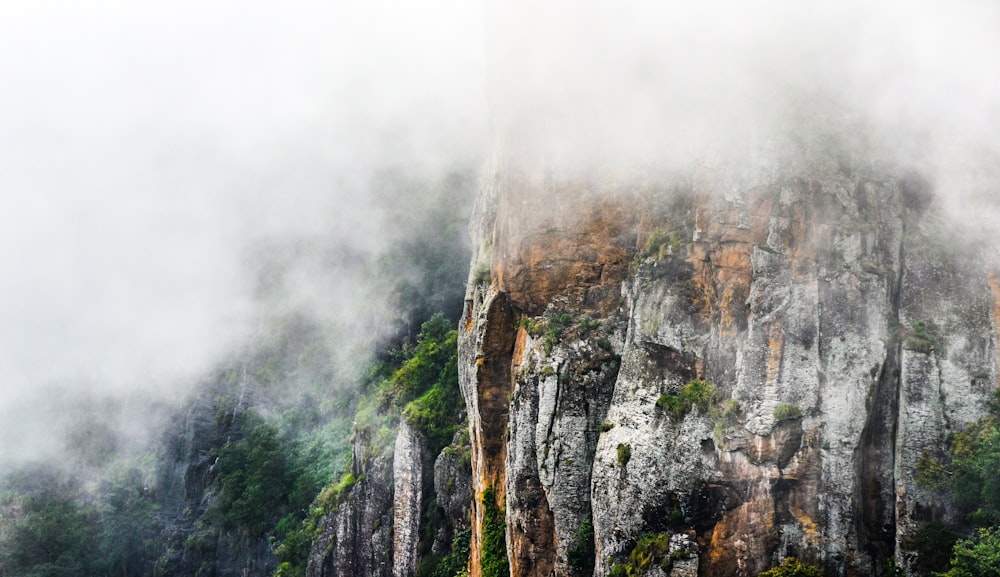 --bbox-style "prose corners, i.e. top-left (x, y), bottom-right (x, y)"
top-left (904, 320), bottom-right (936, 354)
top-left (481, 487), bottom-right (509, 577)
top-left (567, 517), bottom-right (596, 575)
top-left (617, 444), bottom-right (632, 467)
top-left (656, 380), bottom-right (719, 422)
top-left (938, 526), bottom-right (1000, 577)
top-left (901, 521), bottom-right (959, 576)
top-left (608, 532), bottom-right (688, 577)
top-left (759, 557), bottom-right (823, 577)
top-left (773, 403), bottom-right (803, 422)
